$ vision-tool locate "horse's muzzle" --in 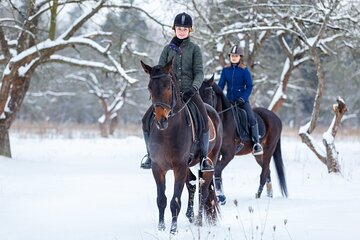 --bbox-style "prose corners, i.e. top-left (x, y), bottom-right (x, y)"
top-left (156, 118), bottom-right (168, 130)
top-left (154, 106), bottom-right (171, 130)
